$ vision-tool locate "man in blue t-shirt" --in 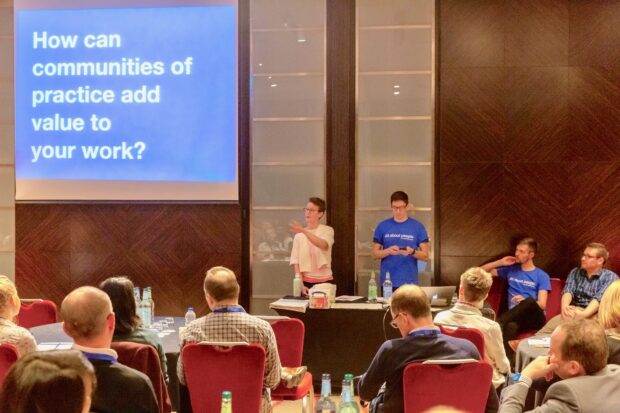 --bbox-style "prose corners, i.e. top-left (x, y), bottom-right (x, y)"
top-left (372, 191), bottom-right (429, 288)
top-left (482, 238), bottom-right (551, 356)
